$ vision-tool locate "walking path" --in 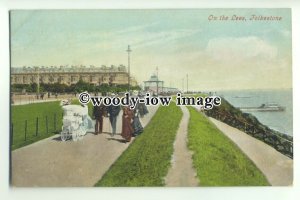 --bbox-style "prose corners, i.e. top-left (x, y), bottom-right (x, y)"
top-left (210, 117), bottom-right (293, 186)
top-left (165, 106), bottom-right (199, 186)
top-left (12, 94), bottom-right (76, 105)
top-left (11, 106), bottom-right (159, 187)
